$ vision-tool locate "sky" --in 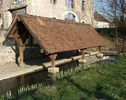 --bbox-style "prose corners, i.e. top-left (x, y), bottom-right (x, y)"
top-left (93, 0), bottom-right (111, 21)
top-left (93, 0), bottom-right (104, 12)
